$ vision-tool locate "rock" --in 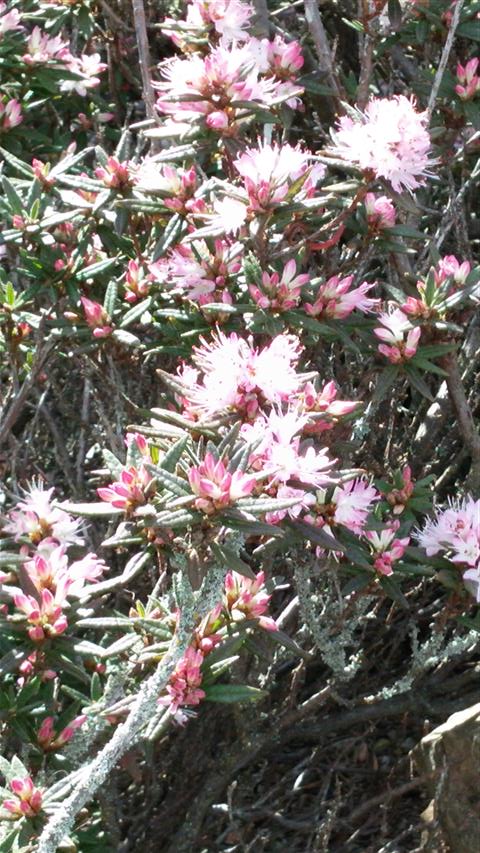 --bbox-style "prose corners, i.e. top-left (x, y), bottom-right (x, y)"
top-left (411, 703), bottom-right (480, 853)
